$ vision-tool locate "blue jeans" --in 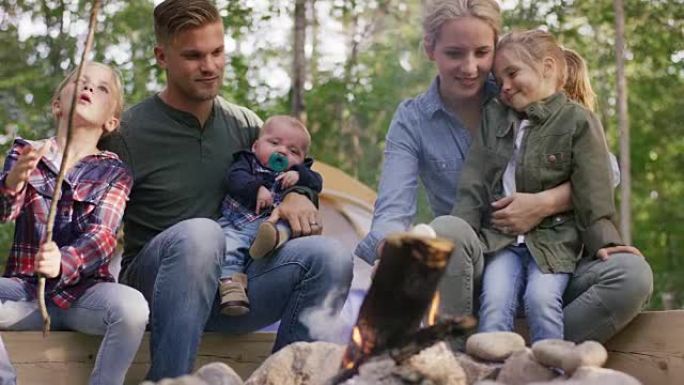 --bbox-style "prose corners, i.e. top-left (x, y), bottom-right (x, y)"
top-left (218, 214), bottom-right (291, 279)
top-left (0, 335), bottom-right (15, 385)
top-left (0, 279), bottom-right (148, 385)
top-left (478, 245), bottom-right (570, 342)
top-left (121, 218), bottom-right (353, 381)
